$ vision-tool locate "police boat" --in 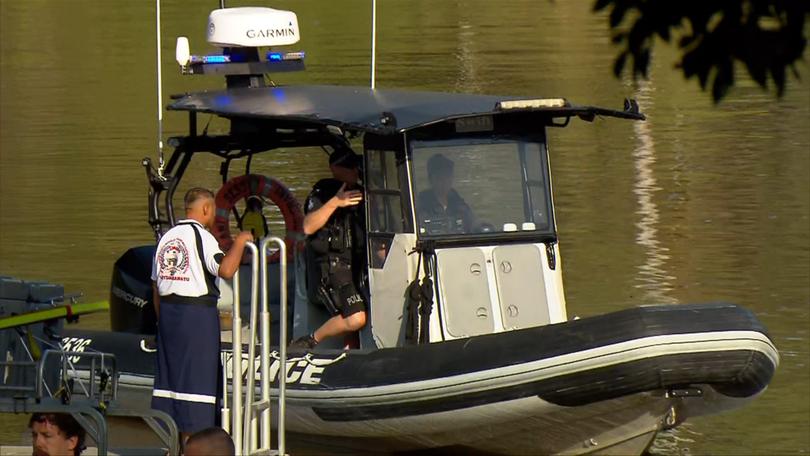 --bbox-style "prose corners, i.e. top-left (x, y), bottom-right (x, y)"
top-left (55, 6), bottom-right (777, 455)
